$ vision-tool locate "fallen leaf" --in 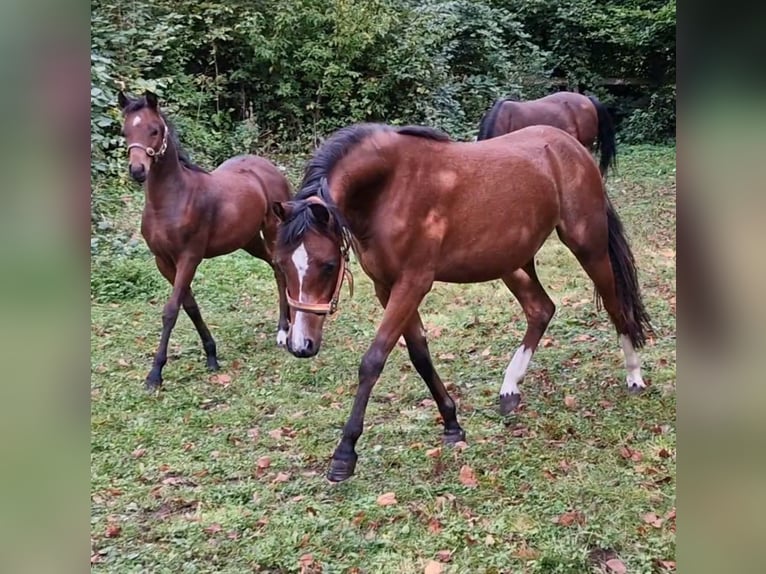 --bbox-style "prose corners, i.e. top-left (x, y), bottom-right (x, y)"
top-left (541, 337), bottom-right (554, 347)
top-left (211, 373), bottom-right (231, 386)
top-left (268, 428), bottom-right (283, 440)
top-left (564, 395), bottom-right (577, 409)
top-left (424, 560), bottom-right (443, 574)
top-left (435, 549), bottom-right (453, 562)
top-left (257, 456), bottom-right (271, 469)
top-left (426, 447), bottom-right (442, 458)
top-left (299, 553), bottom-right (314, 573)
top-left (439, 353), bottom-right (456, 361)
top-left (515, 544), bottom-right (540, 560)
top-left (485, 534), bottom-right (496, 546)
top-left (117, 358), bottom-right (129, 367)
top-left (459, 465), bottom-right (478, 487)
top-left (204, 523), bottom-right (222, 534)
top-left (658, 448), bottom-right (671, 458)
top-left (427, 518), bottom-right (442, 533)
top-left (273, 472), bottom-right (290, 483)
top-left (657, 559), bottom-right (676, 570)
top-left (376, 492), bottom-right (397, 506)
top-left (605, 558), bottom-right (627, 573)
top-left (105, 523), bottom-right (121, 538)
top-left (553, 510), bottom-right (585, 526)
top-left (665, 508), bottom-right (676, 521)
top-left (453, 441), bottom-right (469, 451)
top-left (642, 512), bottom-right (664, 528)
top-left (131, 447), bottom-right (146, 458)
top-left (481, 347), bottom-right (491, 357)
